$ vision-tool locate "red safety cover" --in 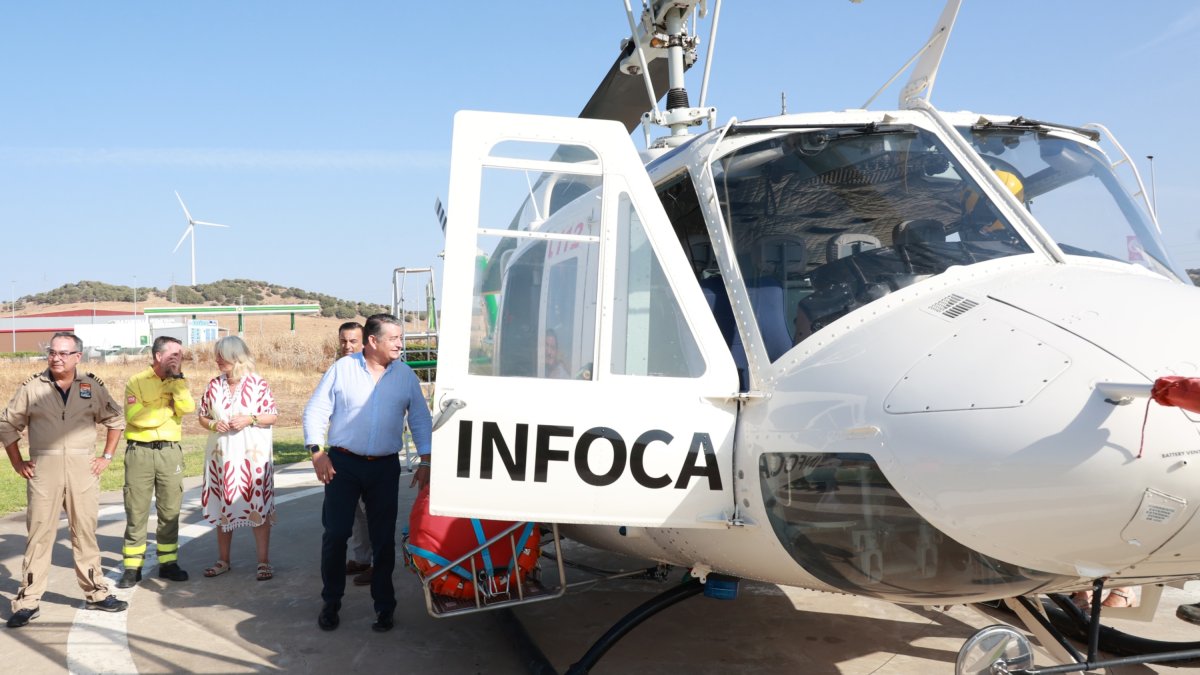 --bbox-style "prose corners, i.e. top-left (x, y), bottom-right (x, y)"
top-left (1152, 376), bottom-right (1200, 414)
